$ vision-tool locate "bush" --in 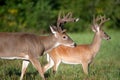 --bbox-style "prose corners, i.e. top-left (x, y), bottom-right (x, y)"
top-left (0, 0), bottom-right (119, 33)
